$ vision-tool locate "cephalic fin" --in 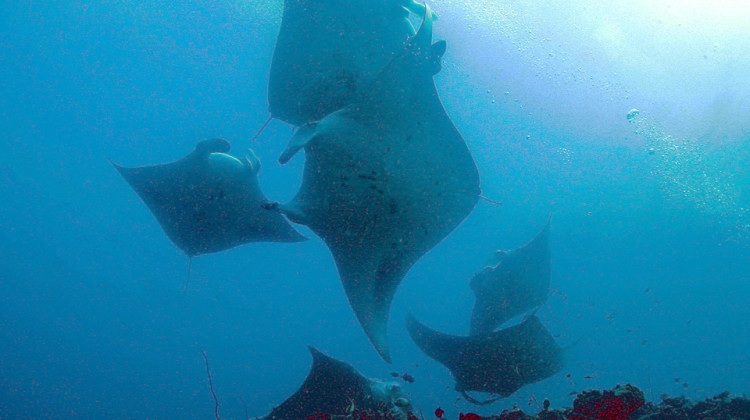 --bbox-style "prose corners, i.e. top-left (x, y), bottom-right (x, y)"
top-left (398, 0), bottom-right (437, 20)
top-left (190, 138), bottom-right (231, 160)
top-left (279, 123), bottom-right (318, 164)
top-left (244, 148), bottom-right (261, 176)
